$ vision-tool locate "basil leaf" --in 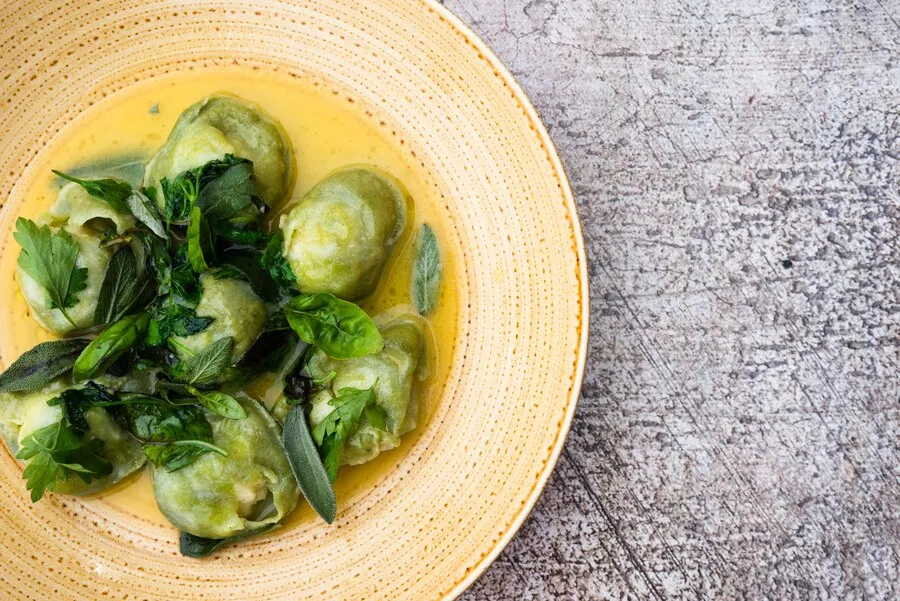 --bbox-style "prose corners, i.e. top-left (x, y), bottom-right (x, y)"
top-left (72, 313), bottom-right (150, 382)
top-left (174, 337), bottom-right (234, 387)
top-left (179, 524), bottom-right (278, 558)
top-left (187, 206), bottom-right (215, 272)
top-left (14, 218), bottom-right (89, 328)
top-left (186, 387), bottom-right (246, 419)
top-left (284, 293), bottom-right (382, 359)
top-left (17, 419), bottom-right (112, 502)
top-left (411, 223), bottom-right (442, 315)
top-left (52, 170), bottom-right (132, 214)
top-left (143, 440), bottom-right (227, 472)
top-left (125, 190), bottom-right (167, 238)
top-left (94, 246), bottom-right (154, 325)
top-left (196, 161), bottom-right (255, 219)
top-left (0, 339), bottom-right (89, 392)
top-left (284, 405), bottom-right (337, 523)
